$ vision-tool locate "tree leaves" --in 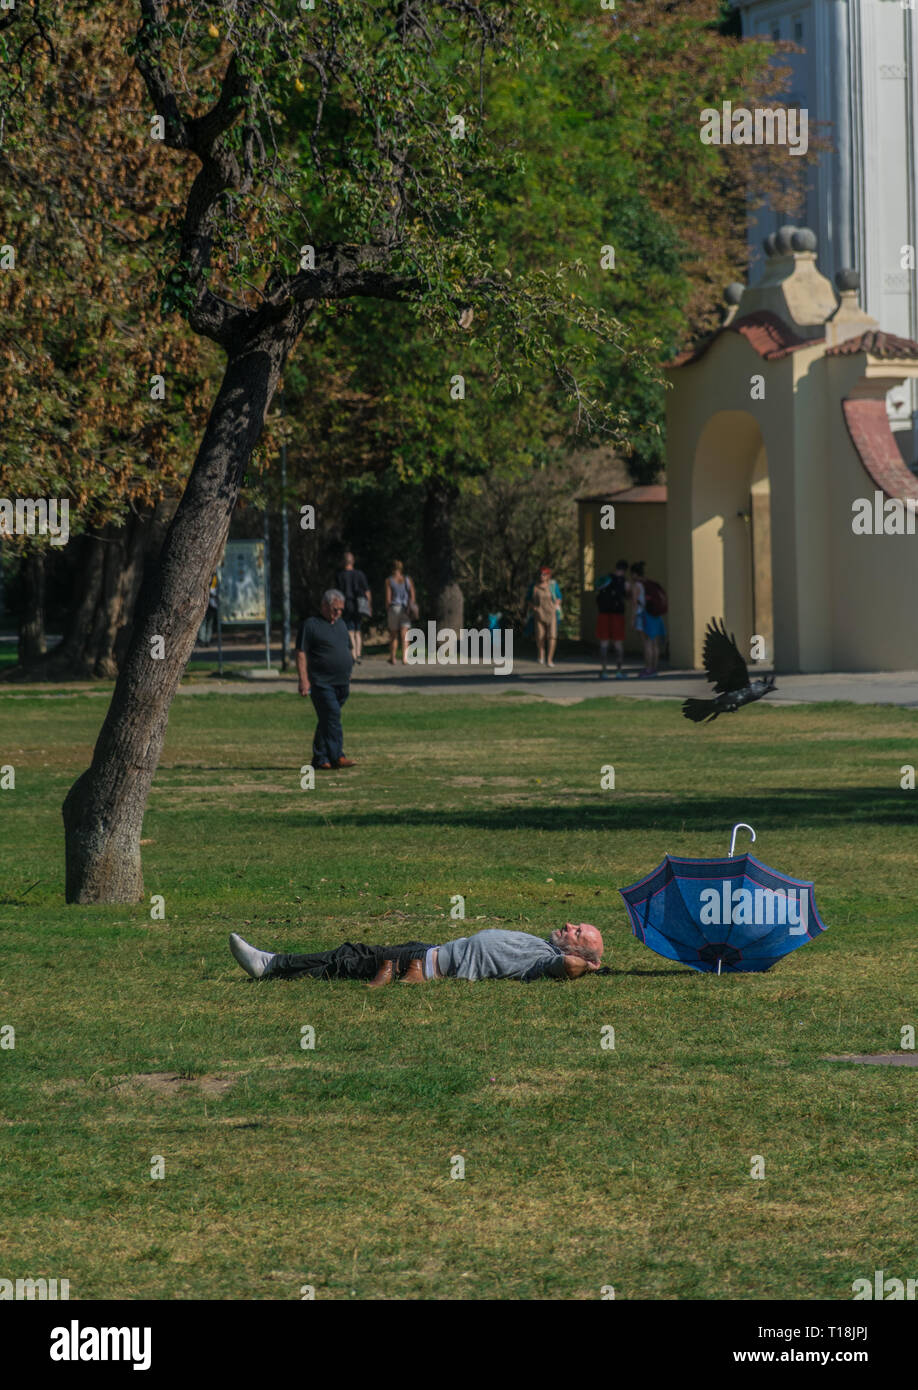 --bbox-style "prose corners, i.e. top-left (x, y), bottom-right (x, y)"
top-left (0, 4), bottom-right (218, 546)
